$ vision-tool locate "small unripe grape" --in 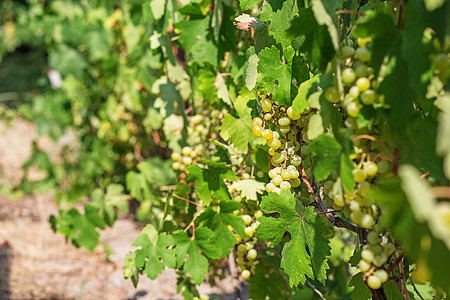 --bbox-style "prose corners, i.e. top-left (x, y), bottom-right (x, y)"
top-left (351, 210), bottom-right (363, 224)
top-left (171, 153), bottom-right (181, 161)
top-left (342, 68), bottom-right (356, 84)
top-left (280, 181), bottom-right (291, 190)
top-left (353, 168), bottom-right (367, 183)
top-left (367, 274), bottom-right (382, 289)
top-left (356, 47), bottom-right (372, 62)
top-left (245, 226), bottom-right (255, 236)
top-left (358, 259), bottom-right (372, 272)
top-left (247, 249), bottom-right (257, 260)
top-left (291, 155), bottom-right (302, 166)
top-left (279, 125), bottom-right (290, 134)
top-left (255, 210), bottom-right (263, 218)
top-left (264, 113), bottom-right (272, 120)
top-left (292, 178), bottom-right (301, 187)
top-left (261, 98), bottom-right (272, 112)
top-left (286, 106), bottom-right (301, 120)
top-left (234, 196), bottom-right (242, 203)
top-left (245, 241), bottom-right (254, 250)
top-left (182, 147), bottom-right (193, 156)
top-left (384, 242), bottom-right (396, 255)
top-left (274, 187), bottom-right (282, 194)
top-left (348, 85), bottom-right (360, 99)
top-left (290, 169), bottom-right (300, 179)
top-left (361, 249), bottom-right (375, 263)
top-left (334, 194), bottom-right (345, 207)
top-left (273, 175), bottom-right (283, 186)
top-left (346, 102), bottom-right (360, 117)
top-left (172, 162), bottom-right (181, 170)
top-left (278, 117), bottom-right (291, 126)
top-left (268, 138), bottom-right (281, 149)
top-left (252, 117), bottom-right (263, 127)
top-left (349, 201), bottom-right (360, 212)
top-left (252, 125), bottom-right (263, 136)
top-left (237, 244), bottom-right (246, 253)
top-left (241, 269), bottom-right (251, 280)
top-left (354, 64), bottom-right (369, 77)
top-left (373, 252), bottom-right (388, 267)
top-left (367, 231), bottom-right (381, 245)
top-left (360, 89), bottom-right (376, 105)
top-left (268, 148), bottom-right (277, 156)
top-left (341, 46), bottom-right (355, 58)
top-left (266, 182), bottom-right (276, 192)
top-left (262, 129), bottom-right (273, 140)
top-left (182, 156), bottom-right (193, 165)
top-left (179, 164), bottom-right (186, 171)
top-left (364, 161), bottom-right (378, 177)
top-left (360, 214), bottom-right (374, 228)
top-left (281, 170), bottom-right (292, 180)
top-left (374, 270), bottom-right (387, 283)
top-left (377, 160), bottom-right (390, 174)
top-left (256, 171), bottom-right (264, 178)
top-left (324, 180), bottom-right (334, 192)
top-left (325, 87), bottom-right (340, 103)
top-left (272, 153), bottom-right (285, 164)
top-left (268, 169), bottom-right (277, 178)
top-left (241, 214), bottom-right (252, 225)
top-left (356, 77), bottom-right (371, 92)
